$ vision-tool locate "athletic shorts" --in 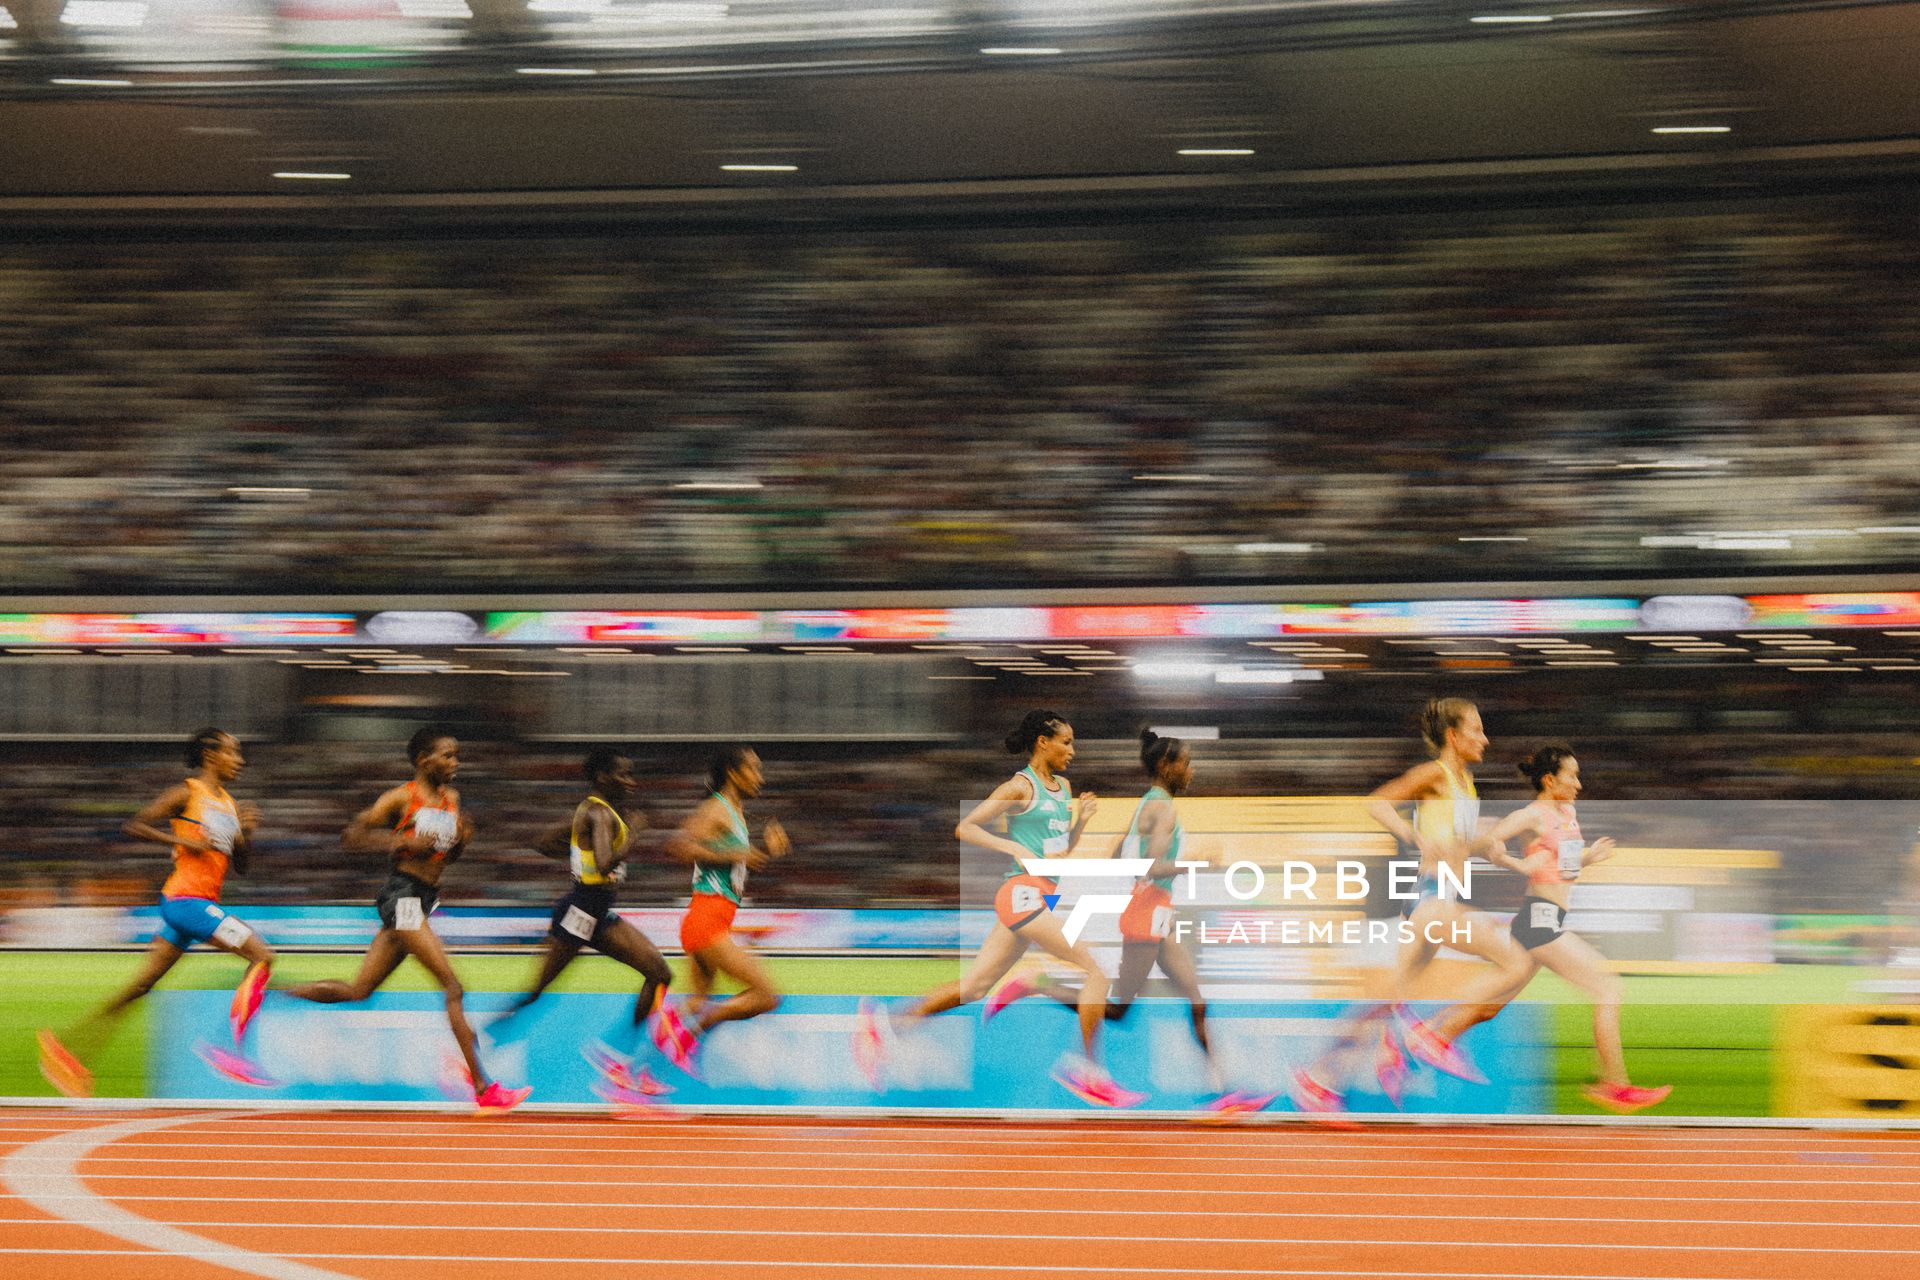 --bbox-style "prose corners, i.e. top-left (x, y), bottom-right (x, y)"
top-left (680, 892), bottom-right (738, 954)
top-left (156, 895), bottom-right (253, 950)
top-left (1119, 883), bottom-right (1174, 943)
top-left (376, 872), bottom-right (440, 932)
top-left (993, 874), bottom-right (1057, 931)
top-left (1510, 896), bottom-right (1568, 951)
top-left (550, 883), bottom-right (621, 948)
